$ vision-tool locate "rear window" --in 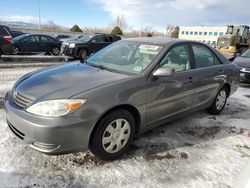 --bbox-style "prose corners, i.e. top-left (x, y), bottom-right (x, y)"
top-left (0, 26), bottom-right (11, 36)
